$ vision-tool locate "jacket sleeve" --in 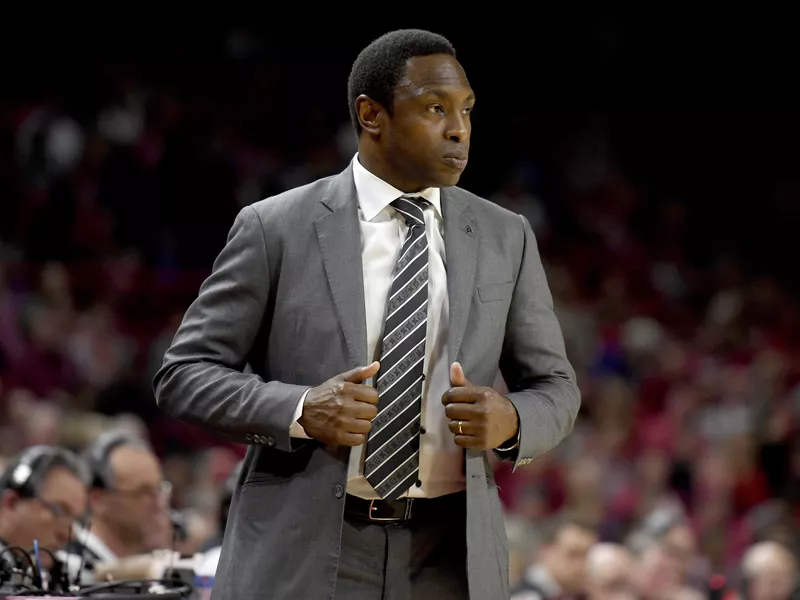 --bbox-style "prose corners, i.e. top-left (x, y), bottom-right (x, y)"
top-left (153, 205), bottom-right (310, 452)
top-left (495, 214), bottom-right (580, 469)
